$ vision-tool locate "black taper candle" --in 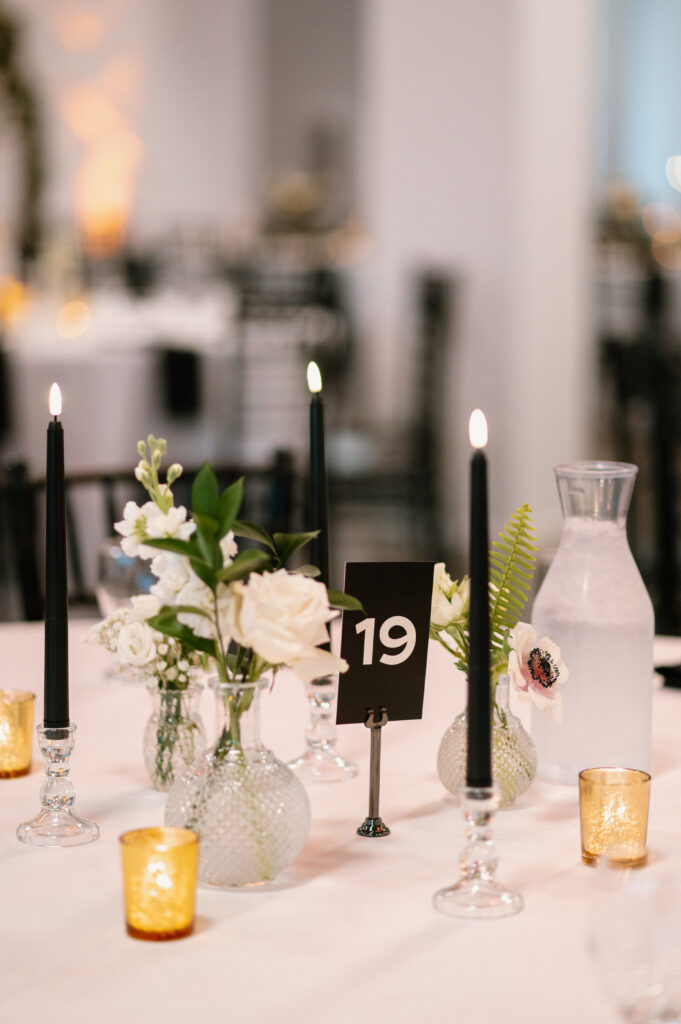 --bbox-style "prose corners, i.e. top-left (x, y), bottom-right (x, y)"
top-left (307, 362), bottom-right (330, 588)
top-left (44, 383), bottom-right (69, 727)
top-left (466, 410), bottom-right (492, 788)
